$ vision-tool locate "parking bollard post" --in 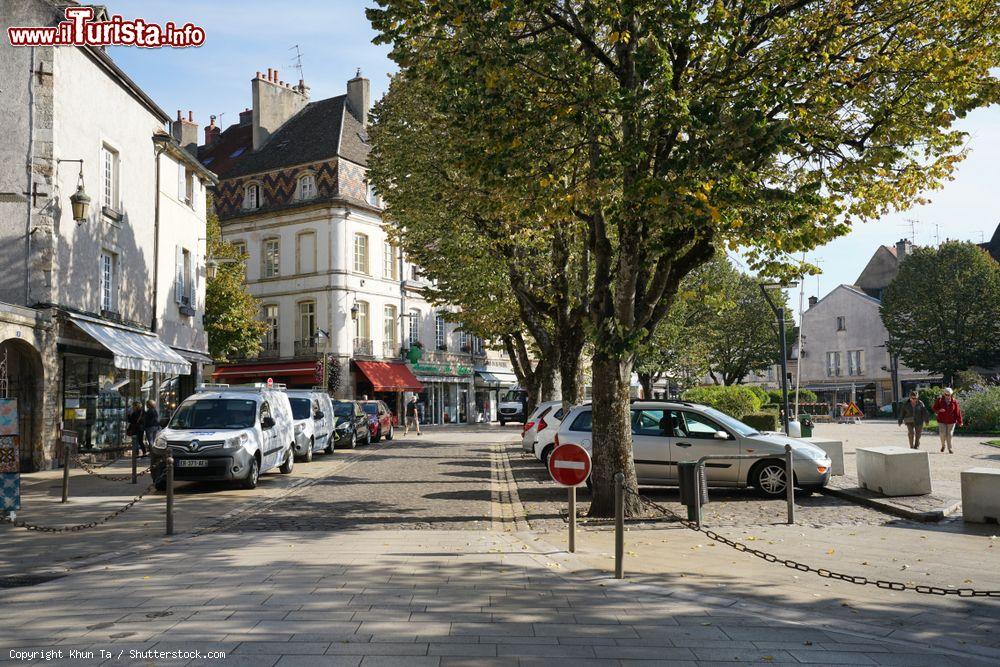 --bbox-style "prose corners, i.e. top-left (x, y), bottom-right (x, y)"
top-left (568, 486), bottom-right (576, 553)
top-left (784, 444), bottom-right (795, 524)
top-left (614, 472), bottom-right (624, 579)
top-left (61, 443), bottom-right (71, 503)
top-left (131, 436), bottom-right (138, 485)
top-left (165, 454), bottom-right (174, 536)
